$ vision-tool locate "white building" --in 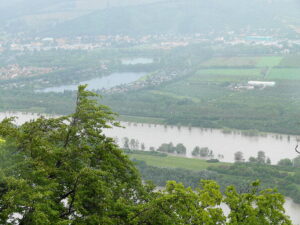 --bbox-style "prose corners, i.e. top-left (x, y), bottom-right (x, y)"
top-left (248, 81), bottom-right (276, 87)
